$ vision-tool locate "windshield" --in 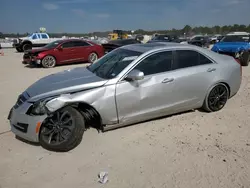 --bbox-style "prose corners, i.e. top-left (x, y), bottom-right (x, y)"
top-left (221, 35), bottom-right (250, 42)
top-left (44, 40), bottom-right (62, 49)
top-left (87, 48), bottom-right (142, 79)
